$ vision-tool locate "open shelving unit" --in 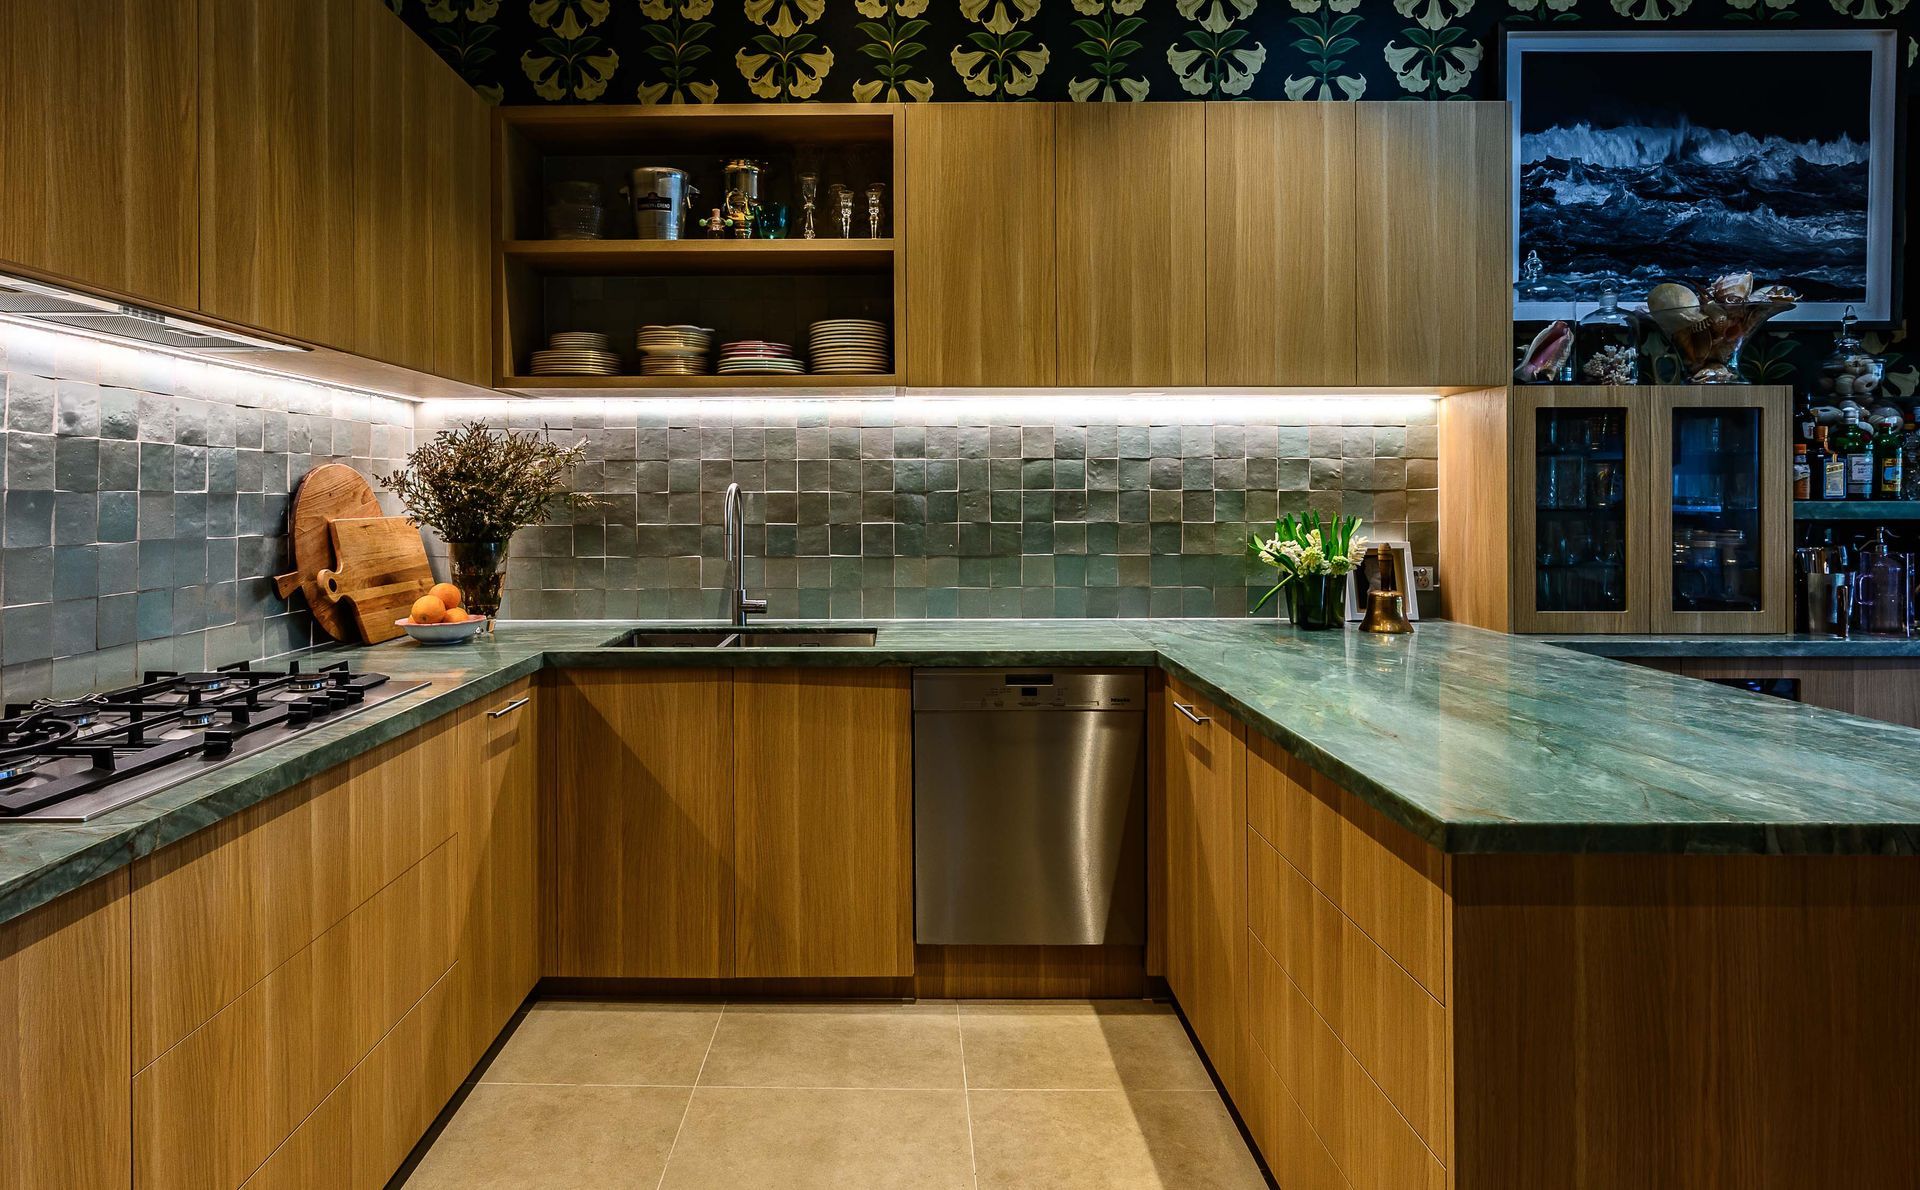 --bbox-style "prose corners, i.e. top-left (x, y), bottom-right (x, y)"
top-left (492, 103), bottom-right (906, 395)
